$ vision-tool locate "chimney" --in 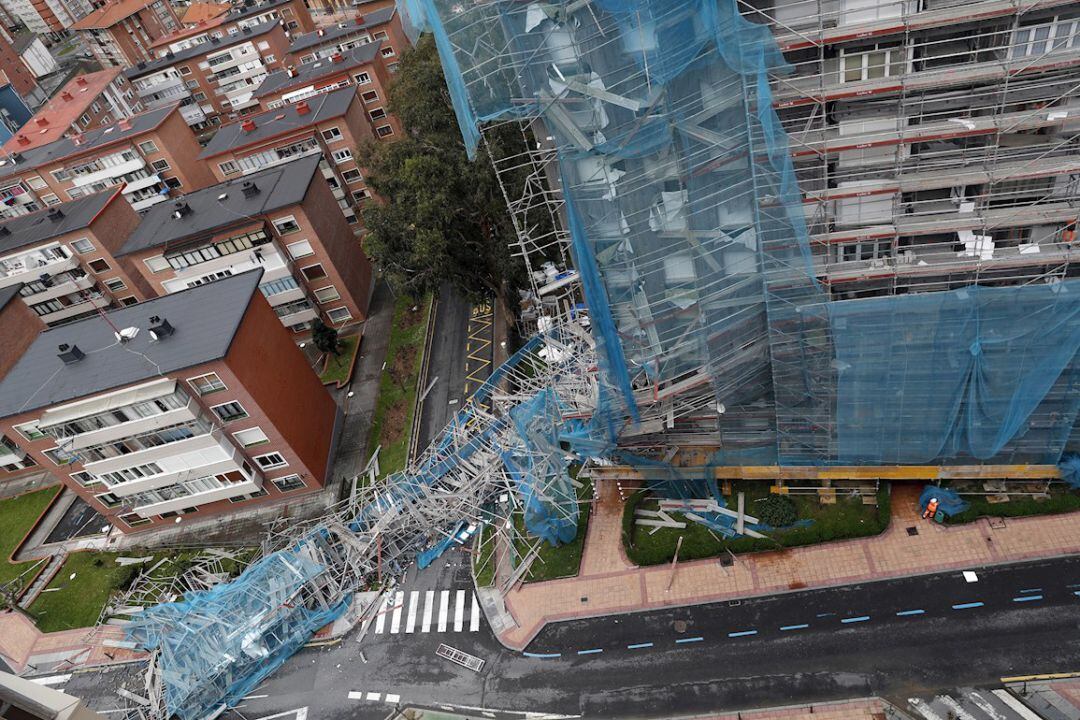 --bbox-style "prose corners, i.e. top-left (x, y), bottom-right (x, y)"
top-left (241, 180), bottom-right (259, 197)
top-left (172, 199), bottom-right (192, 217)
top-left (10, 152), bottom-right (22, 162)
top-left (57, 343), bottom-right (85, 364)
top-left (61, 90), bottom-right (73, 101)
top-left (148, 315), bottom-right (175, 340)
top-left (15, 134), bottom-right (29, 146)
top-left (316, 28), bottom-right (324, 36)
top-left (118, 118), bottom-right (132, 130)
top-left (71, 133), bottom-right (84, 145)
top-left (330, 52), bottom-right (343, 63)
top-left (241, 118), bottom-right (256, 132)
top-left (35, 117), bottom-right (48, 126)
top-left (354, 12), bottom-right (363, 23)
top-left (76, 76), bottom-right (88, 86)
top-left (0, 226), bottom-right (10, 236)
top-left (285, 65), bottom-right (296, 77)
top-left (295, 100), bottom-right (310, 115)
top-left (47, 207), bottom-right (64, 221)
